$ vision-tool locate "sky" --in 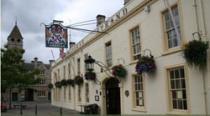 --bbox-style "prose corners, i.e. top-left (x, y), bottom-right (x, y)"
top-left (1, 0), bottom-right (124, 64)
